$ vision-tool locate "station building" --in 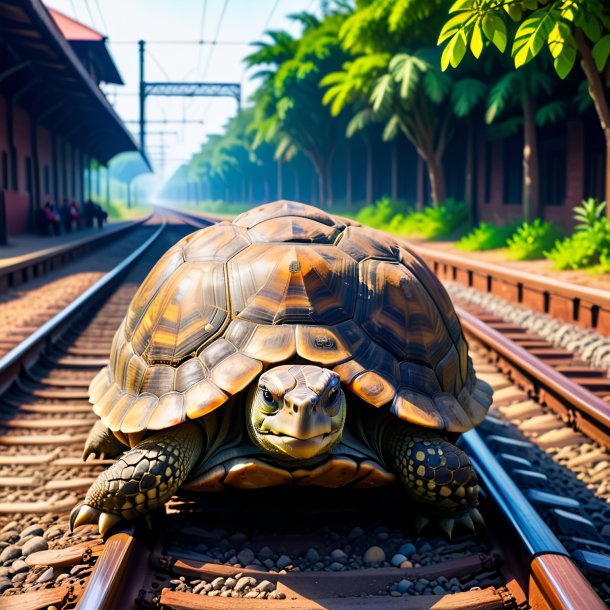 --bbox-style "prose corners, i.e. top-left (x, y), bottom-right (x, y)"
top-left (0, 0), bottom-right (139, 240)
